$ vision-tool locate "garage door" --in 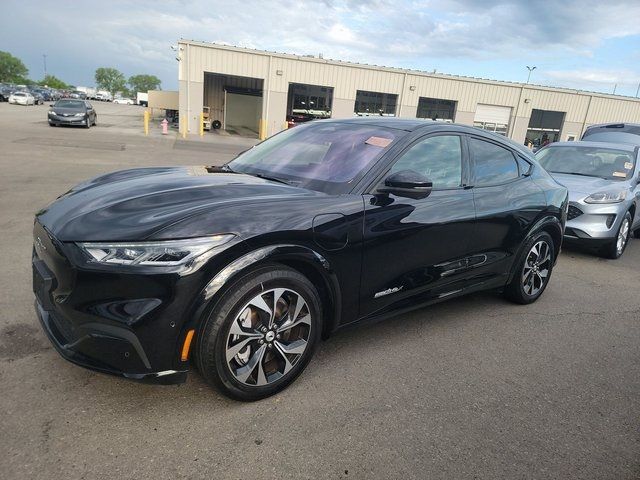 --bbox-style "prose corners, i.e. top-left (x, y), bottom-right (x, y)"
top-left (474, 104), bottom-right (512, 136)
top-left (225, 92), bottom-right (261, 134)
